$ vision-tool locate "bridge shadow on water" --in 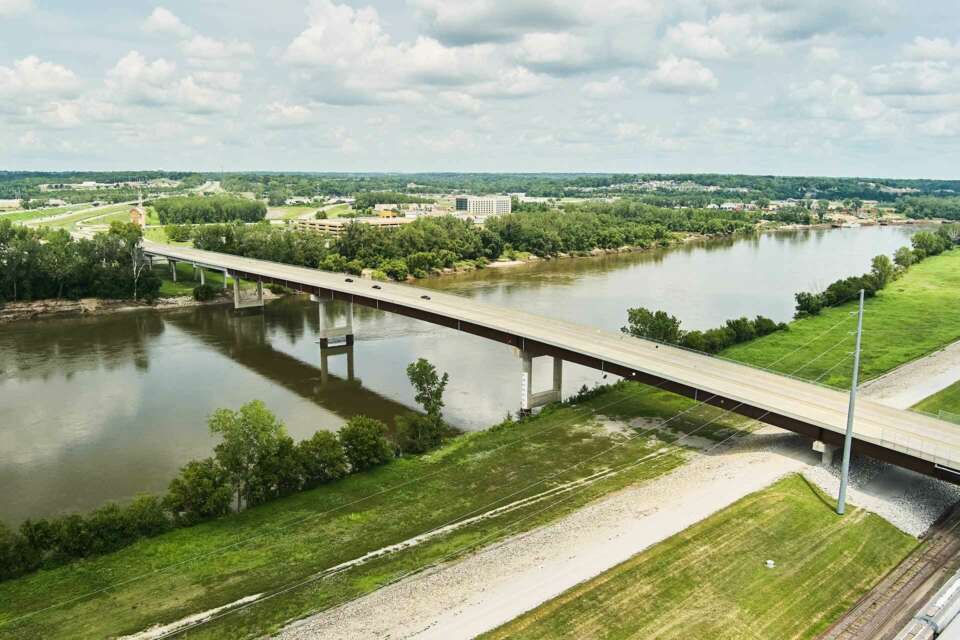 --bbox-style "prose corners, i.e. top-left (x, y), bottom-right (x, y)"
top-left (164, 300), bottom-right (414, 430)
